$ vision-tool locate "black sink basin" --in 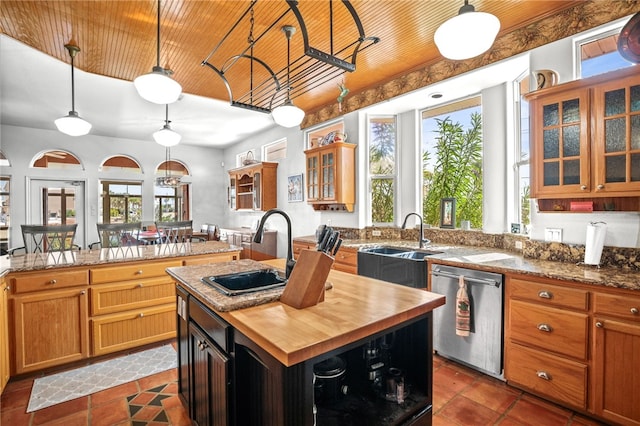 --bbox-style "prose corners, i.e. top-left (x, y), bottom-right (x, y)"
top-left (359, 246), bottom-right (413, 255)
top-left (201, 269), bottom-right (286, 296)
top-left (357, 247), bottom-right (442, 289)
top-left (392, 250), bottom-right (443, 260)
